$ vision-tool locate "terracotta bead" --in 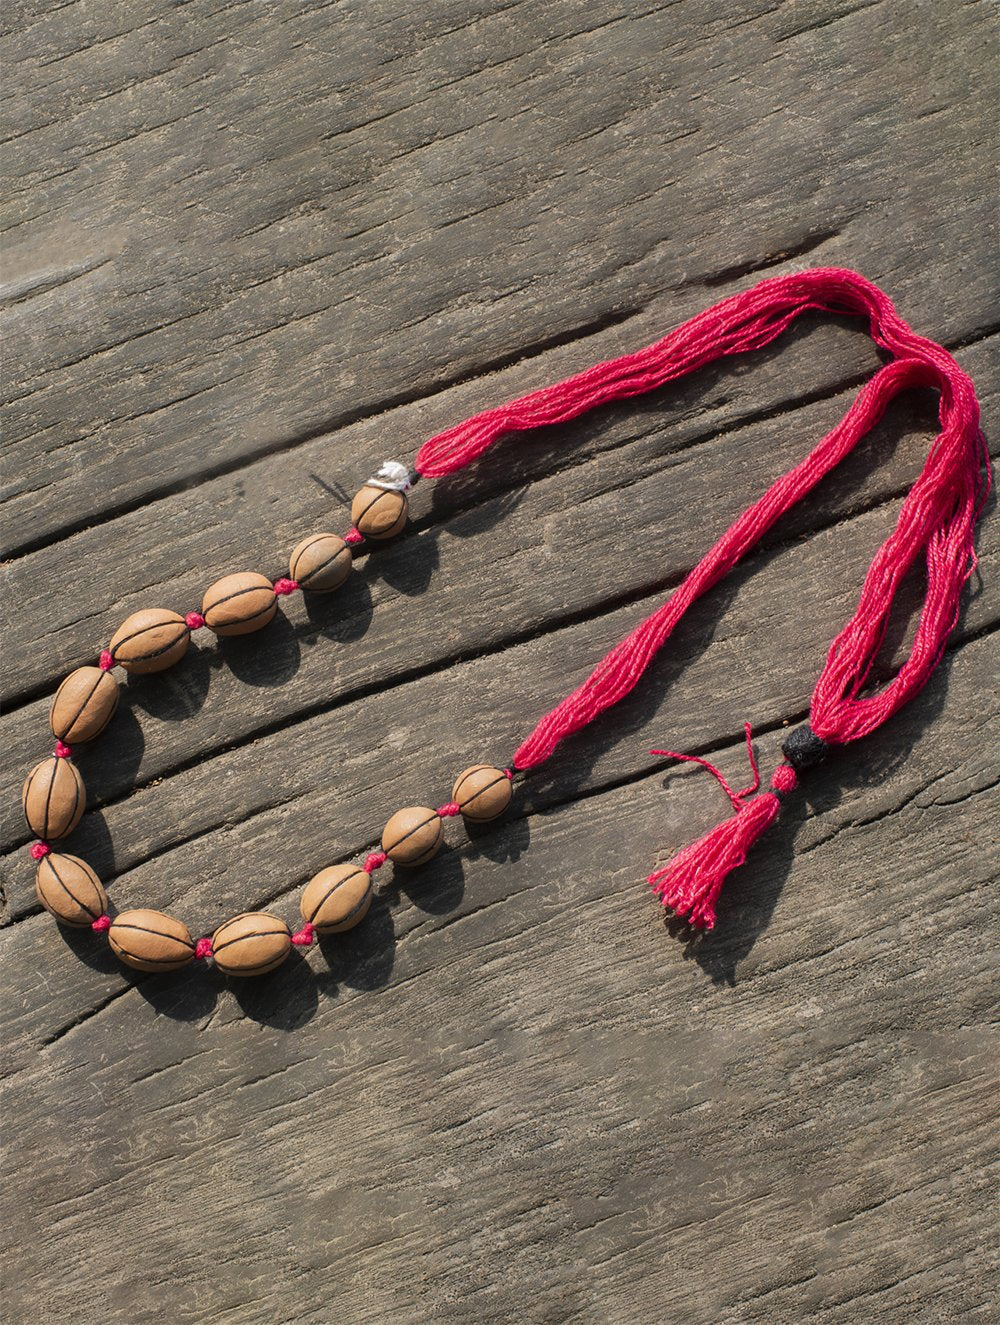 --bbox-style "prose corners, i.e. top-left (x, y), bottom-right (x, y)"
top-left (49, 666), bottom-right (120, 743)
top-left (300, 864), bottom-right (373, 933)
top-left (289, 533), bottom-right (352, 593)
top-left (452, 765), bottom-right (513, 822)
top-left (202, 572), bottom-right (278, 636)
top-left (35, 853), bottom-right (108, 927)
top-left (351, 484), bottom-right (408, 540)
top-left (109, 608), bottom-right (190, 674)
top-left (211, 911), bottom-right (292, 977)
top-left (22, 756), bottom-right (85, 840)
top-left (108, 909), bottom-right (195, 973)
top-left (382, 806), bottom-right (443, 866)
